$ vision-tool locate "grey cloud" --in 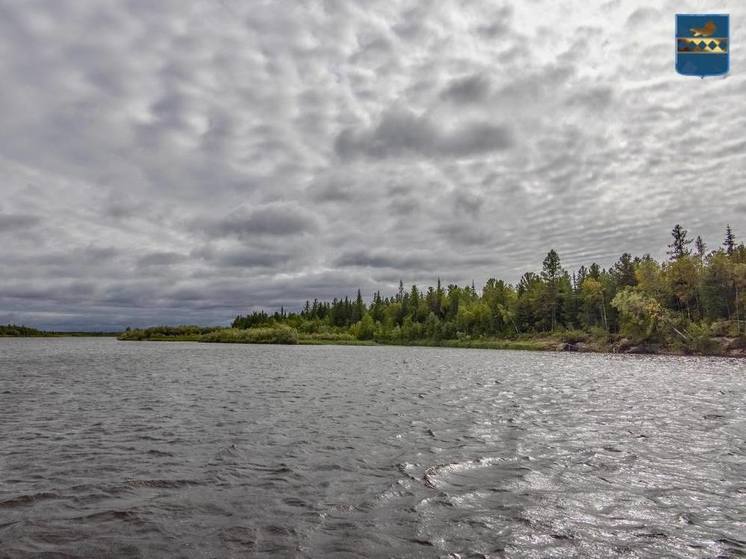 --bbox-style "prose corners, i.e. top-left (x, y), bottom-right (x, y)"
top-left (0, 213), bottom-right (41, 232)
top-left (307, 175), bottom-right (355, 203)
top-left (473, 5), bottom-right (513, 37)
top-left (200, 203), bottom-right (319, 239)
top-left (192, 246), bottom-right (292, 268)
top-left (137, 252), bottom-right (188, 267)
top-left (566, 86), bottom-right (614, 112)
top-left (2, 281), bottom-right (97, 302)
top-left (0, 0), bottom-right (744, 330)
top-left (334, 248), bottom-right (498, 279)
top-left (335, 109), bottom-right (513, 160)
top-left (104, 198), bottom-right (150, 220)
top-left (334, 250), bottom-right (440, 272)
top-left (451, 190), bottom-right (484, 217)
top-left (435, 222), bottom-right (492, 246)
top-left (475, 21), bottom-right (510, 38)
top-left (626, 7), bottom-right (661, 27)
top-left (440, 74), bottom-right (492, 104)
